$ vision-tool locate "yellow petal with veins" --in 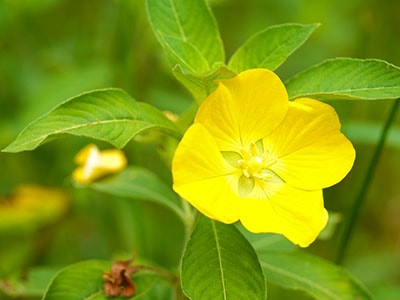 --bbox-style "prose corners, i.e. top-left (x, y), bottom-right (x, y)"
top-left (195, 69), bottom-right (288, 151)
top-left (239, 182), bottom-right (328, 247)
top-left (172, 124), bottom-right (240, 223)
top-left (266, 98), bottom-right (355, 190)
